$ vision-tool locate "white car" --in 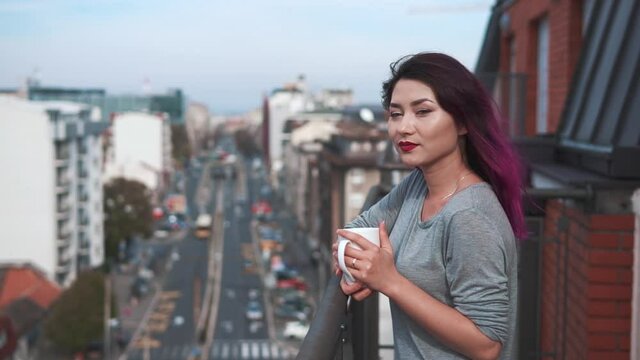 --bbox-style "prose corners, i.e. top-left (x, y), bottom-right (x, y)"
top-left (245, 301), bottom-right (264, 321)
top-left (283, 321), bottom-right (309, 340)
